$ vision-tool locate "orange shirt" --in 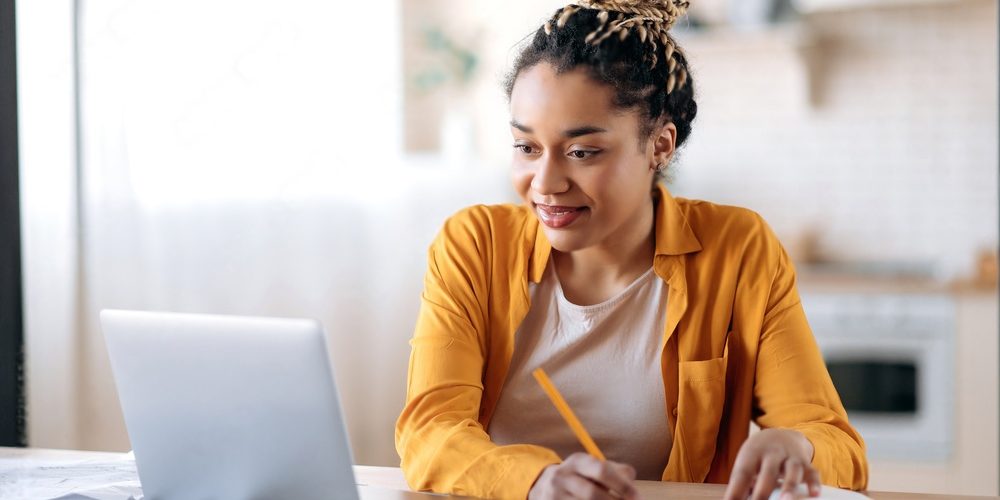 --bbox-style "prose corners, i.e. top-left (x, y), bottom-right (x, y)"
top-left (395, 184), bottom-right (868, 499)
